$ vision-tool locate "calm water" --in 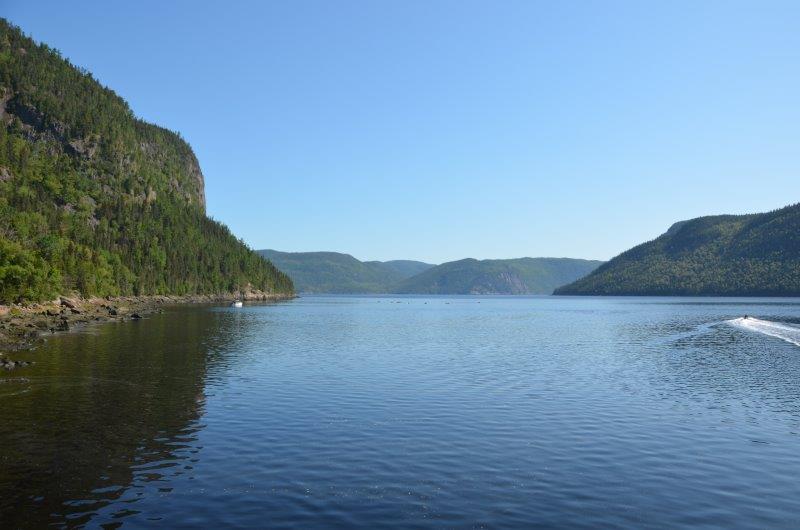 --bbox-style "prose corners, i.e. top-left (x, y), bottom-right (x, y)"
top-left (2, 296), bottom-right (800, 528)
